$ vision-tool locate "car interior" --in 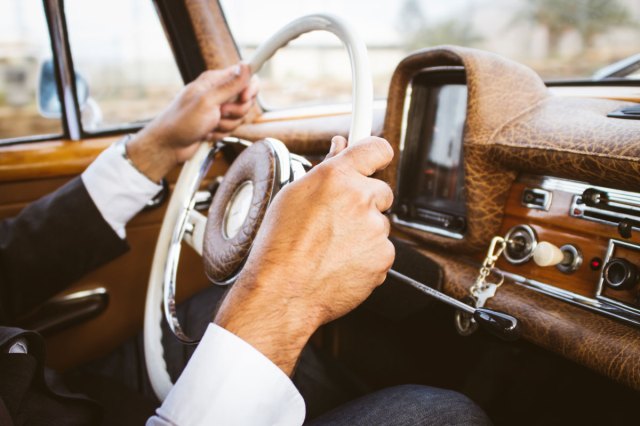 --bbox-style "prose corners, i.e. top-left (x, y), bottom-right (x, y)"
top-left (1, 0), bottom-right (639, 424)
